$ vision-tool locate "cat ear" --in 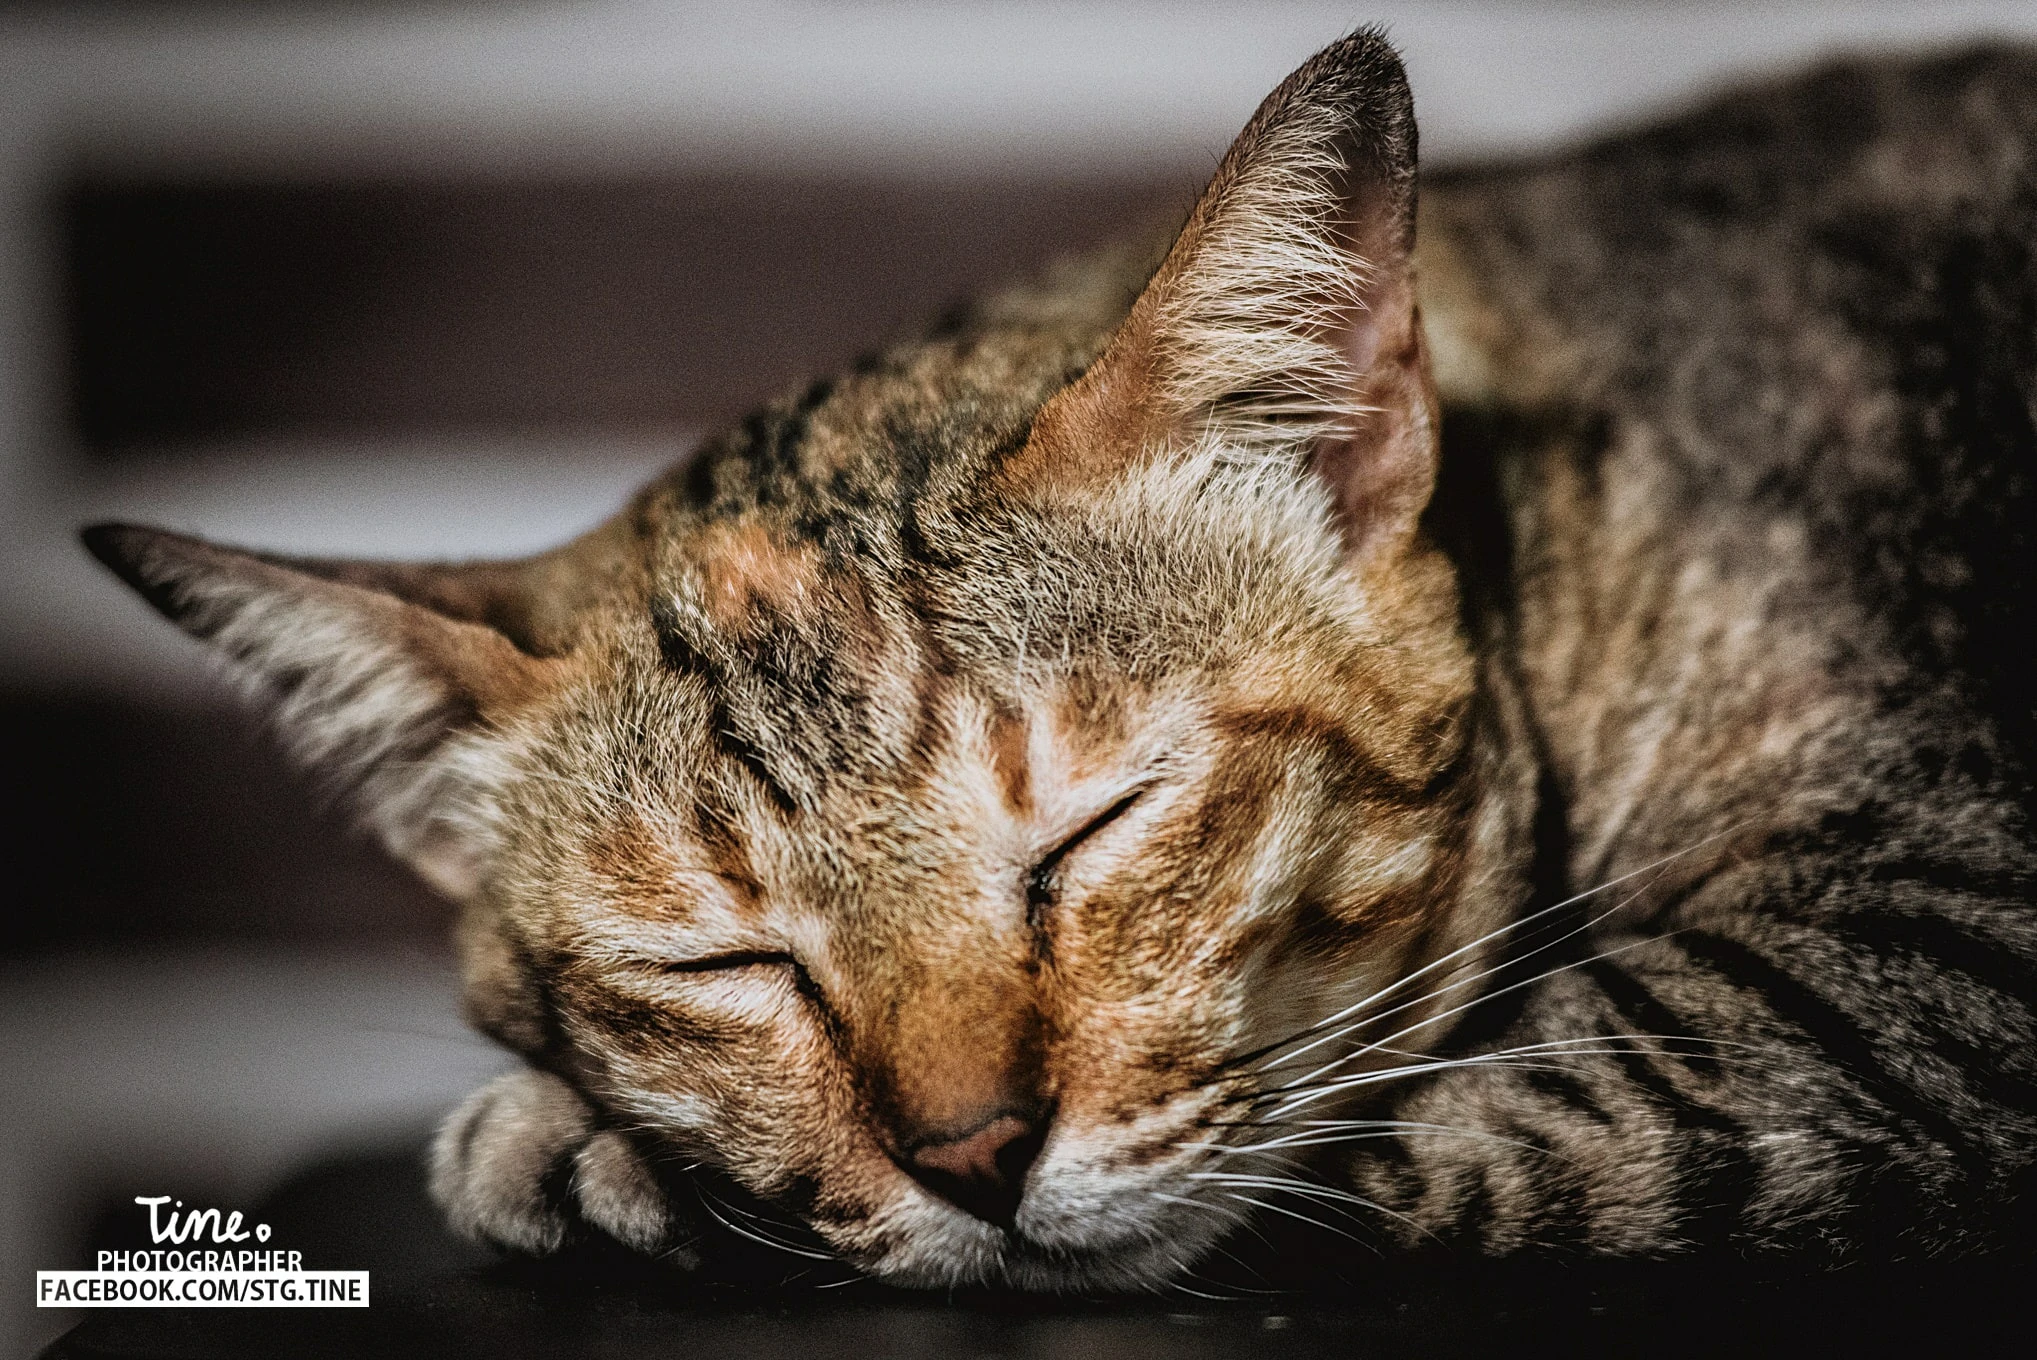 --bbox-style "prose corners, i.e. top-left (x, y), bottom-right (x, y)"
top-left (1010, 28), bottom-right (1433, 571)
top-left (81, 522), bottom-right (610, 901)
